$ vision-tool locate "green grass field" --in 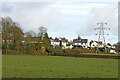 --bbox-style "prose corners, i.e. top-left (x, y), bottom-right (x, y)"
top-left (2, 55), bottom-right (118, 78)
top-left (81, 53), bottom-right (119, 56)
